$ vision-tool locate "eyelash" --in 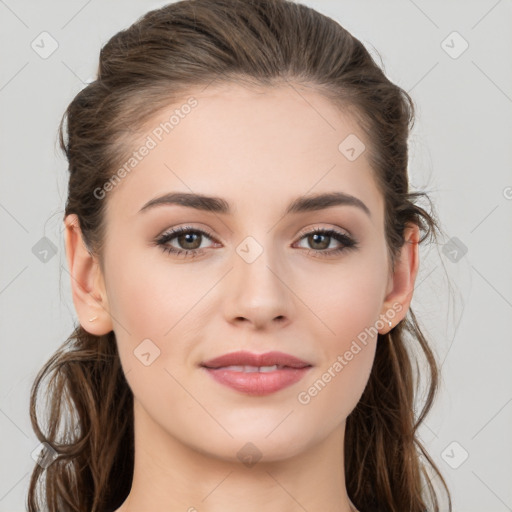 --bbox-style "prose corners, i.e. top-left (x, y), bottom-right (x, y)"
top-left (154, 225), bottom-right (358, 259)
